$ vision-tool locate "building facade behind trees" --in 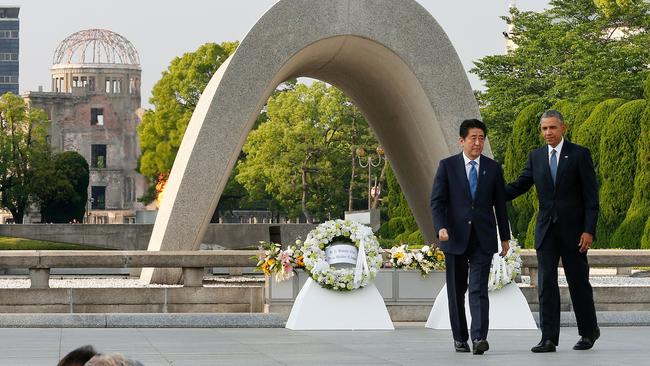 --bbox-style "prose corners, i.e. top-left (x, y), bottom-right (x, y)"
top-left (22, 29), bottom-right (147, 223)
